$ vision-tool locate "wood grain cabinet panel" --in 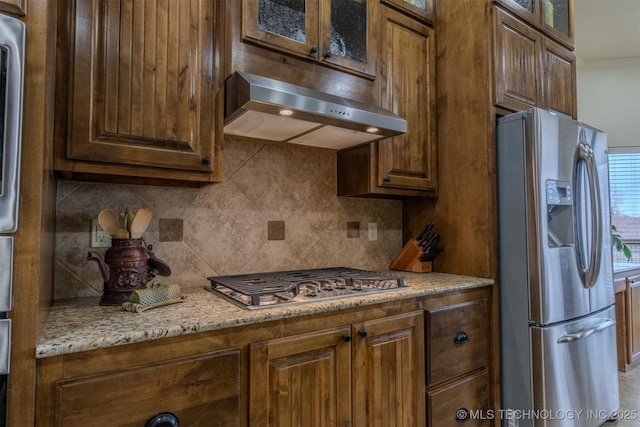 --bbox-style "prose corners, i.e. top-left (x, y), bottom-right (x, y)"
top-left (426, 297), bottom-right (490, 386)
top-left (55, 350), bottom-right (242, 427)
top-left (337, 5), bottom-right (437, 197)
top-left (615, 274), bottom-right (629, 371)
top-left (427, 370), bottom-right (491, 427)
top-left (494, 0), bottom-right (574, 48)
top-left (424, 289), bottom-right (492, 427)
top-left (250, 311), bottom-right (425, 427)
top-left (542, 36), bottom-right (576, 118)
top-left (55, 0), bottom-right (222, 186)
top-left (249, 325), bottom-right (353, 427)
top-left (494, 7), bottom-right (542, 112)
top-left (381, 0), bottom-right (435, 23)
top-left (0, 0), bottom-right (25, 15)
top-left (352, 311), bottom-right (426, 427)
top-left (494, 6), bottom-right (577, 118)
